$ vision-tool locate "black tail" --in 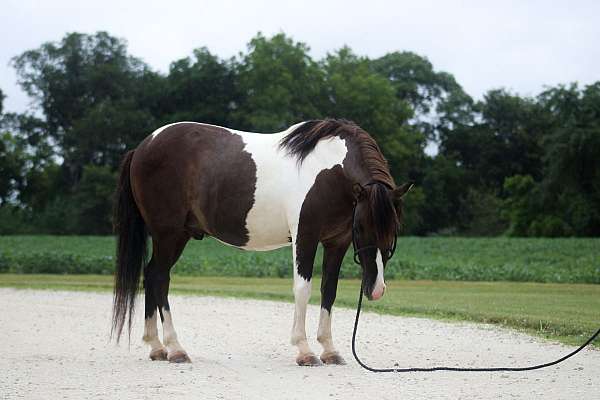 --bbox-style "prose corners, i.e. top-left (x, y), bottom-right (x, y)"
top-left (111, 150), bottom-right (148, 342)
